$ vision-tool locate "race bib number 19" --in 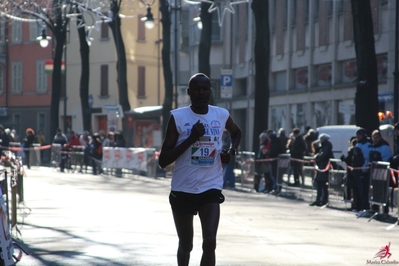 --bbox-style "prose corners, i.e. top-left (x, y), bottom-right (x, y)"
top-left (190, 145), bottom-right (216, 166)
